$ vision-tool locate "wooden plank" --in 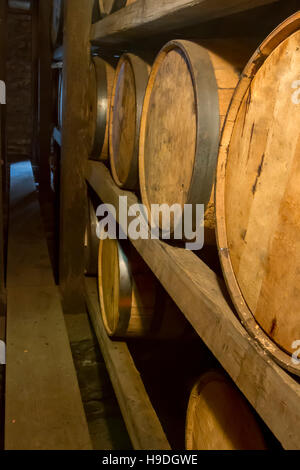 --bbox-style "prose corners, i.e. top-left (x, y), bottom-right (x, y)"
top-left (86, 160), bottom-right (300, 450)
top-left (59, 0), bottom-right (93, 314)
top-left (5, 161), bottom-right (92, 450)
top-left (84, 277), bottom-right (171, 451)
top-left (53, 126), bottom-right (62, 146)
top-left (91, 0), bottom-right (279, 45)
